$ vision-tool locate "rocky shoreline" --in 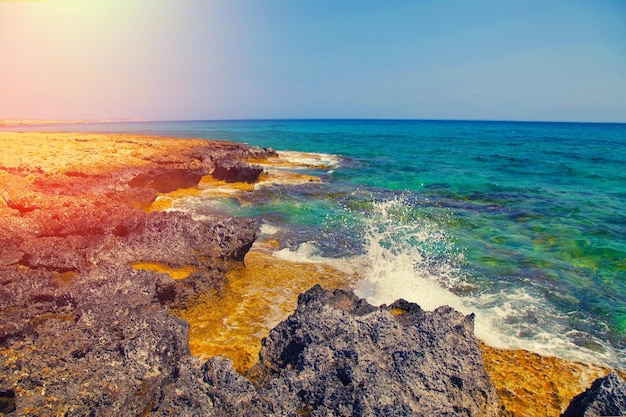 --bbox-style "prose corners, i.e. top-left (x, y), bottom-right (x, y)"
top-left (0, 132), bottom-right (624, 416)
